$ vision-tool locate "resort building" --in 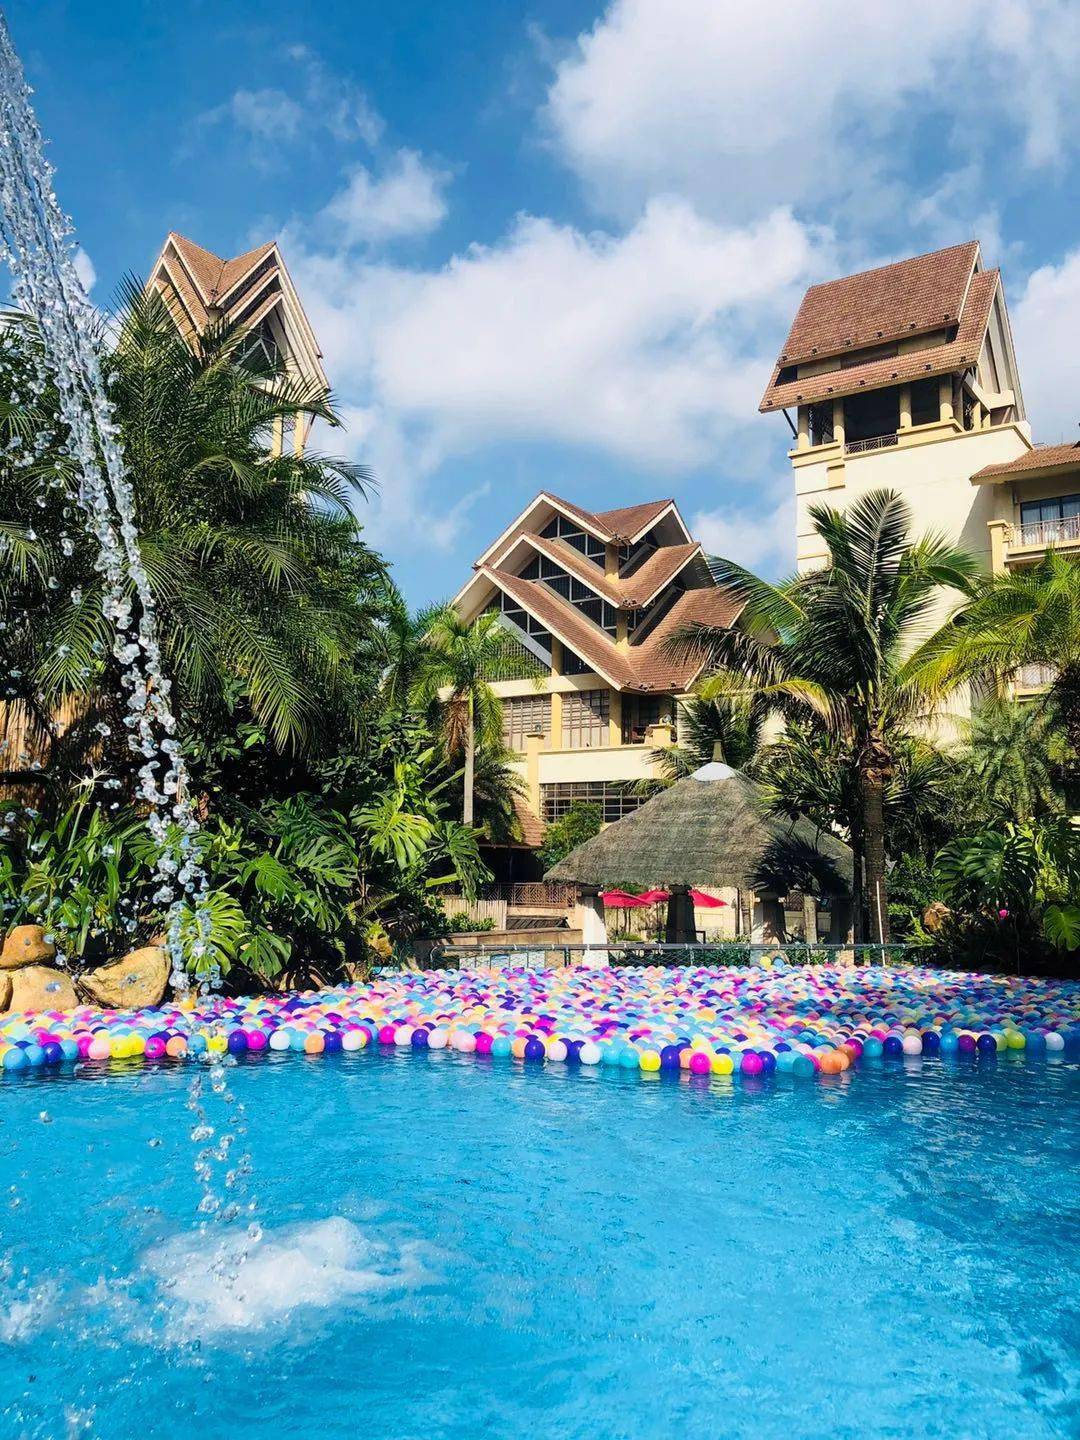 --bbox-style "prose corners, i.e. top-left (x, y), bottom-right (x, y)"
top-left (147, 232), bottom-right (326, 456)
top-left (452, 492), bottom-right (744, 873)
top-left (761, 240), bottom-right (1031, 603)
